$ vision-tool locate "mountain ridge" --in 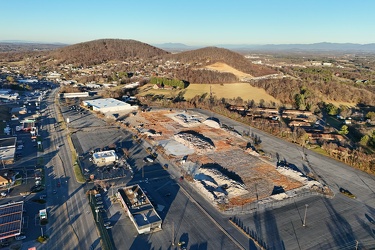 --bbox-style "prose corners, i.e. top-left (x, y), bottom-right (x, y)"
top-left (2, 40), bottom-right (375, 53)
